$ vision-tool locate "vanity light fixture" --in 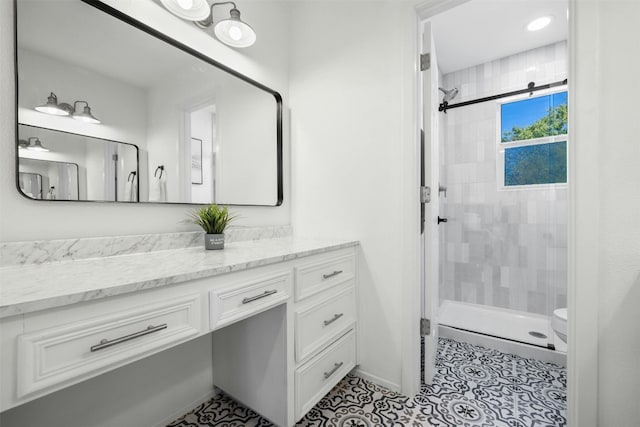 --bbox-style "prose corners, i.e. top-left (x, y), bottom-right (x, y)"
top-left (159, 0), bottom-right (211, 21)
top-left (161, 0), bottom-right (256, 48)
top-left (25, 137), bottom-right (50, 152)
top-left (35, 92), bottom-right (73, 116)
top-left (198, 2), bottom-right (256, 48)
top-left (72, 101), bottom-right (101, 124)
top-left (34, 93), bottom-right (101, 124)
